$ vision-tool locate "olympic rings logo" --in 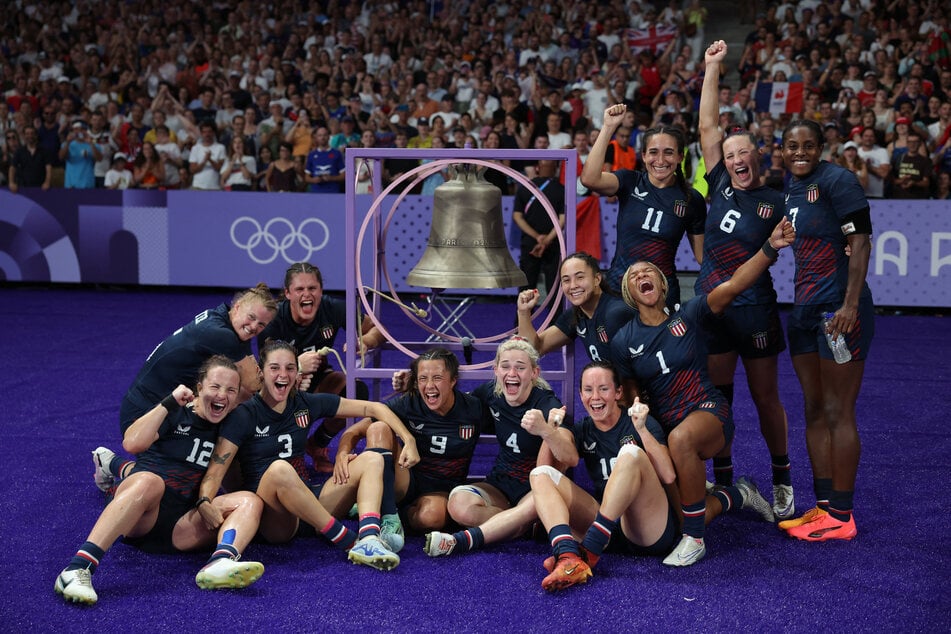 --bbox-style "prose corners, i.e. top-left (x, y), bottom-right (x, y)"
top-left (230, 216), bottom-right (331, 264)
